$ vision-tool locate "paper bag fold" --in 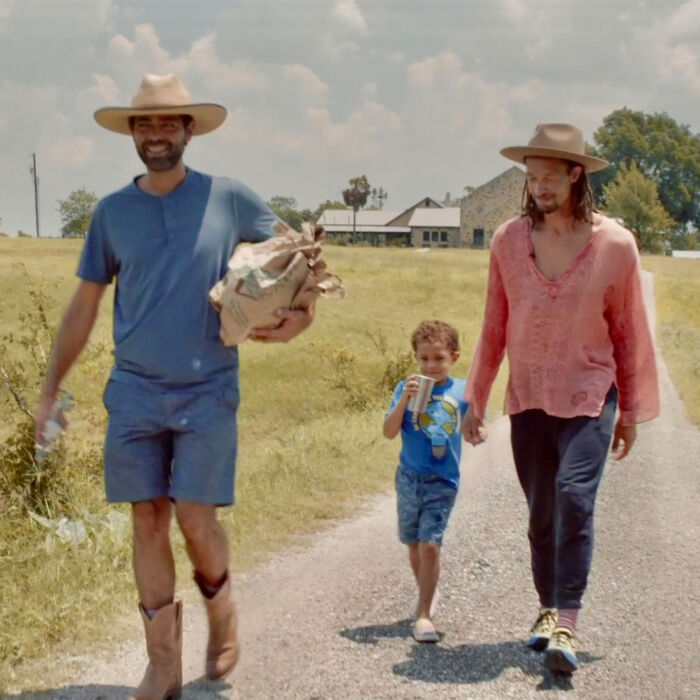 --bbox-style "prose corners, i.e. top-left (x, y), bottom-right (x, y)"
top-left (209, 221), bottom-right (346, 346)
